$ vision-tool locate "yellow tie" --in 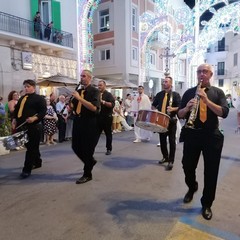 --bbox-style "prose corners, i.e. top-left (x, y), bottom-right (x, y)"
top-left (161, 92), bottom-right (168, 113)
top-left (199, 98), bottom-right (207, 122)
top-left (76, 90), bottom-right (85, 114)
top-left (17, 95), bottom-right (28, 118)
